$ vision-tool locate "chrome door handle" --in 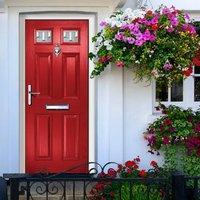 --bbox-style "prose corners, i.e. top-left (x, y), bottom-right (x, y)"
top-left (28, 84), bottom-right (40, 105)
